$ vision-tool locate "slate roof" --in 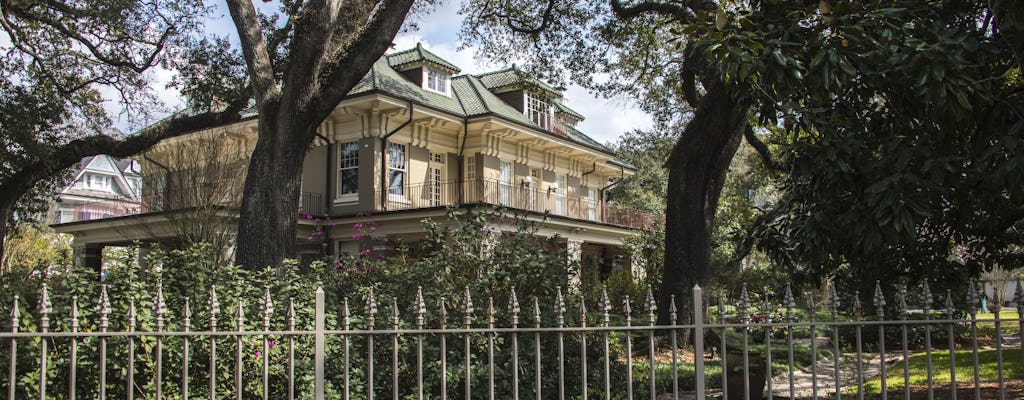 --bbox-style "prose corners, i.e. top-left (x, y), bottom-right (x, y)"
top-left (386, 43), bottom-right (461, 73)
top-left (349, 48), bottom-right (630, 167)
